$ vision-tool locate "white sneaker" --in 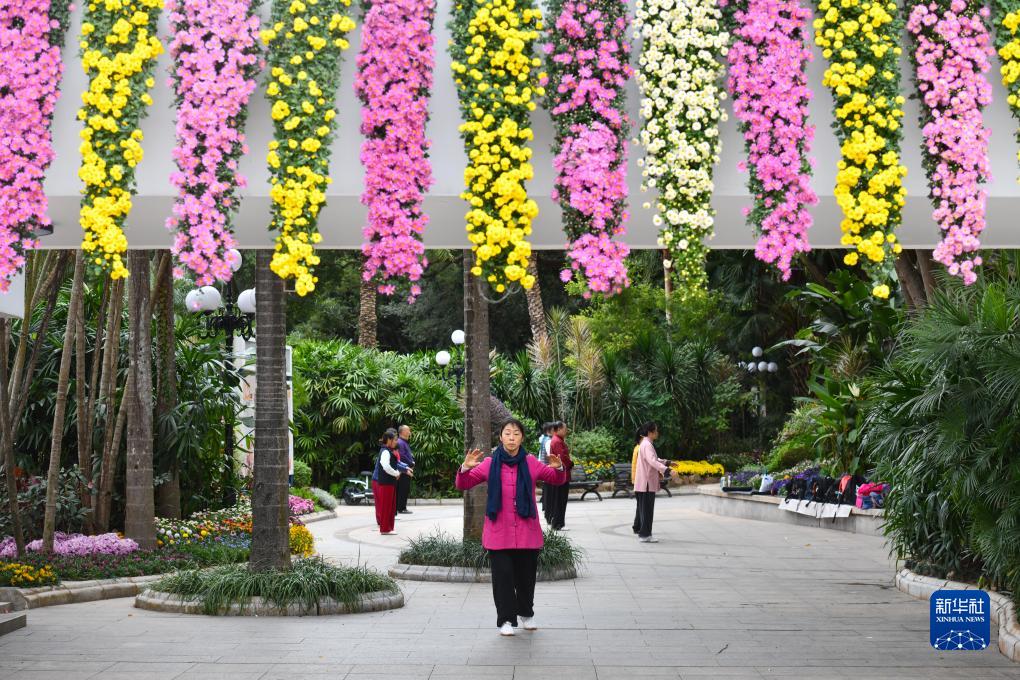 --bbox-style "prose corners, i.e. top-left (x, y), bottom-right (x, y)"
top-left (500, 622), bottom-right (515, 636)
top-left (639, 536), bottom-right (659, 543)
top-left (521, 616), bottom-right (538, 630)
